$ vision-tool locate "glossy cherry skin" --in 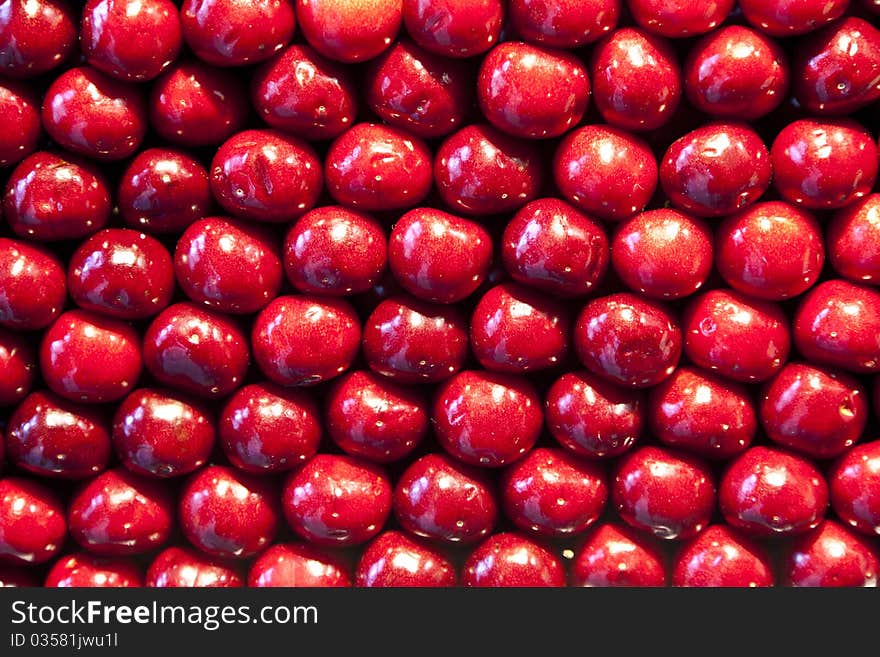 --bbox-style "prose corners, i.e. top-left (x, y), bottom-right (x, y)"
top-left (68, 228), bottom-right (175, 320)
top-left (148, 547), bottom-right (243, 587)
top-left (553, 126), bottom-right (657, 223)
top-left (612, 209), bottom-right (712, 300)
top-left (793, 279), bottom-right (880, 374)
top-left (356, 531), bottom-right (457, 587)
top-left (434, 123), bottom-right (543, 216)
top-left (628, 0), bottom-right (733, 37)
top-left (684, 25), bottom-right (789, 120)
top-left (362, 296), bottom-right (467, 384)
top-left (325, 371), bottom-right (427, 464)
top-left (613, 446), bottom-right (715, 540)
top-left (660, 122), bottom-right (771, 218)
top-left (509, 0), bottom-right (619, 48)
top-left (180, 0), bottom-right (295, 66)
top-left (282, 454), bottom-right (391, 547)
top-left (40, 310), bottom-right (142, 404)
top-left (112, 388), bottom-right (214, 478)
top-left (829, 440), bottom-right (880, 535)
top-left (45, 554), bottom-right (143, 587)
top-left (463, 532), bottom-right (565, 587)
top-left (738, 0), bottom-right (850, 37)
top-left (67, 467), bottom-right (174, 556)
top-left (574, 293), bottom-right (682, 389)
top-left (720, 446), bottom-right (828, 537)
top-left (81, 0), bottom-right (181, 82)
top-left (432, 370), bottom-right (543, 468)
top-left (393, 452), bottom-right (497, 543)
top-left (0, 80), bottom-right (40, 167)
top-left (682, 289), bottom-right (791, 383)
top-left (4, 151), bottom-right (111, 242)
top-left (252, 295), bottom-right (360, 387)
top-left (716, 202), bottom-right (825, 301)
top-left (211, 129), bottom-right (322, 223)
top-left (828, 195), bottom-right (880, 284)
top-left (5, 390), bottom-right (111, 480)
top-left (0, 329), bottom-right (35, 407)
top-left (571, 523), bottom-right (667, 586)
top-left (0, 477), bottom-right (66, 565)
top-left (673, 525), bottom-right (774, 587)
top-left (297, 0), bottom-right (400, 63)
top-left (760, 363), bottom-right (866, 460)
top-left (219, 383), bottom-right (321, 473)
top-left (365, 38), bottom-right (472, 139)
top-left (501, 447), bottom-right (607, 537)
top-left (783, 520), bottom-right (879, 587)
top-left (0, 0), bottom-right (76, 79)
top-left (0, 238), bottom-right (66, 331)
top-left (649, 366), bottom-right (756, 461)
top-left (41, 66), bottom-right (146, 161)
top-left (0, 566), bottom-right (39, 587)
top-left (589, 28), bottom-right (681, 132)
top-left (118, 148), bottom-right (213, 235)
top-left (402, 0), bottom-right (503, 58)
top-left (771, 119), bottom-right (878, 210)
top-left (149, 59), bottom-right (248, 147)
top-left (252, 44), bottom-right (356, 141)
top-left (390, 207), bottom-right (492, 304)
top-left (175, 217), bottom-right (282, 314)
top-left (143, 302), bottom-right (250, 399)
top-left (180, 465), bottom-right (279, 559)
top-left (248, 543), bottom-right (351, 587)
top-left (285, 206), bottom-right (387, 297)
